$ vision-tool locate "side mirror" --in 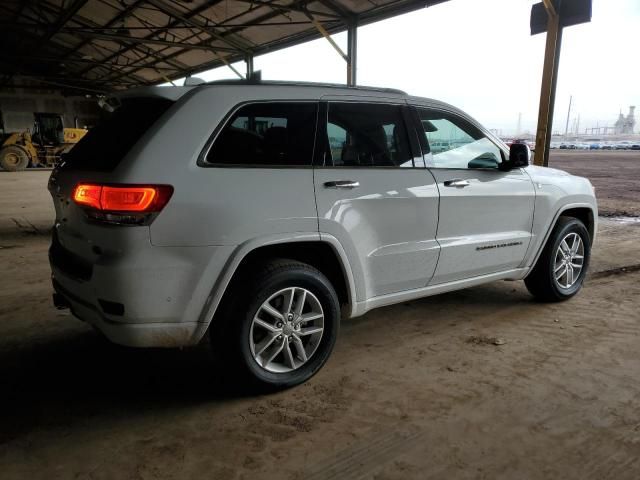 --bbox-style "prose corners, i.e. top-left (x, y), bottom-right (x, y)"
top-left (505, 143), bottom-right (530, 170)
